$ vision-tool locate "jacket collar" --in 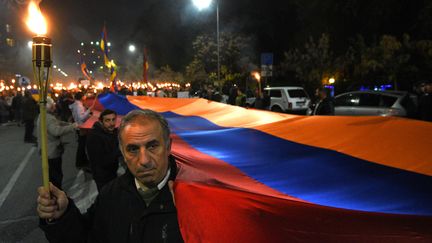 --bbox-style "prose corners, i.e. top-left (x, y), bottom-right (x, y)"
top-left (119, 155), bottom-right (177, 194)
